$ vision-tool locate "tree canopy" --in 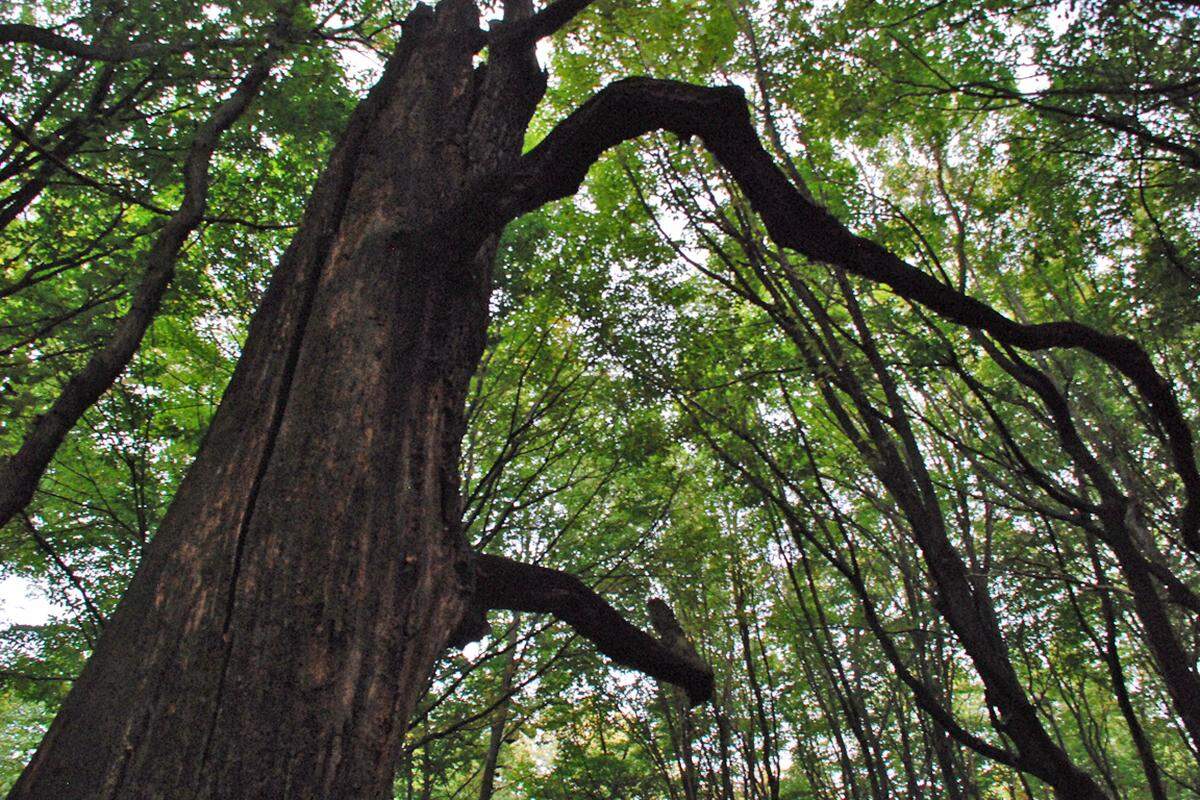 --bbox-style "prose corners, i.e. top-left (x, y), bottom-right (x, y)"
top-left (1, 0), bottom-right (1198, 798)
